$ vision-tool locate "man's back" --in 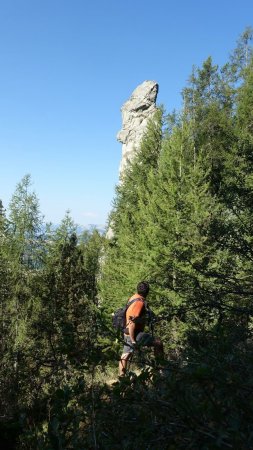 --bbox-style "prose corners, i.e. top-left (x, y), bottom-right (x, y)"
top-left (126, 294), bottom-right (146, 333)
